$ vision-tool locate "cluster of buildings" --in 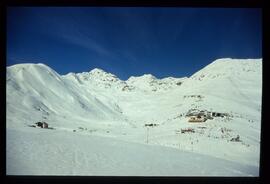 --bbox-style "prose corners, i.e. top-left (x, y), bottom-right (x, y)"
top-left (185, 109), bottom-right (229, 123)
